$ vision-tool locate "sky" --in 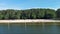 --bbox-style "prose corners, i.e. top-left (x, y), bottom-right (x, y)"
top-left (0, 0), bottom-right (60, 10)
